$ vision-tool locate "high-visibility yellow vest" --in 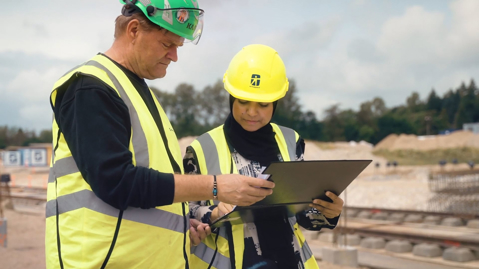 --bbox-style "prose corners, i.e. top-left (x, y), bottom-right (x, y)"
top-left (188, 124), bottom-right (319, 269)
top-left (45, 54), bottom-right (188, 269)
